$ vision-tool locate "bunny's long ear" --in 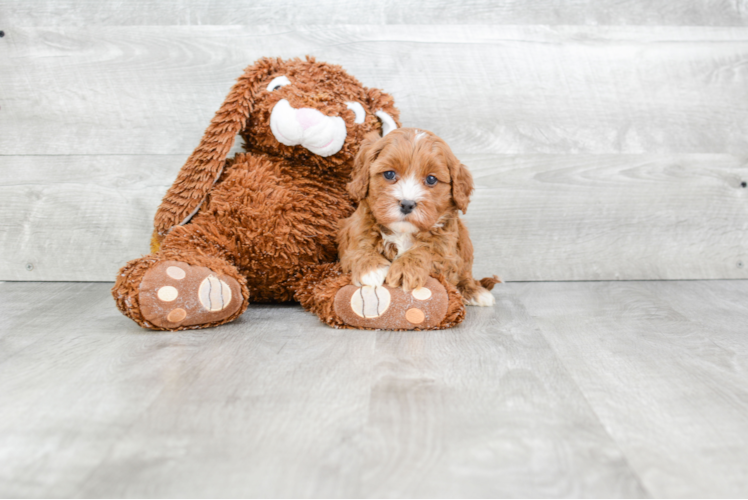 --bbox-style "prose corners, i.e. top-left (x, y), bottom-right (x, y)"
top-left (152, 60), bottom-right (274, 244)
